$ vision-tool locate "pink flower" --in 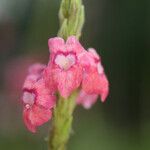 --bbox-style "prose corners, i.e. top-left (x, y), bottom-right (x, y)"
top-left (28, 63), bottom-right (46, 75)
top-left (22, 64), bottom-right (56, 133)
top-left (48, 36), bottom-right (85, 98)
top-left (80, 48), bottom-right (109, 102)
top-left (77, 90), bottom-right (98, 109)
top-left (20, 36), bottom-right (109, 133)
